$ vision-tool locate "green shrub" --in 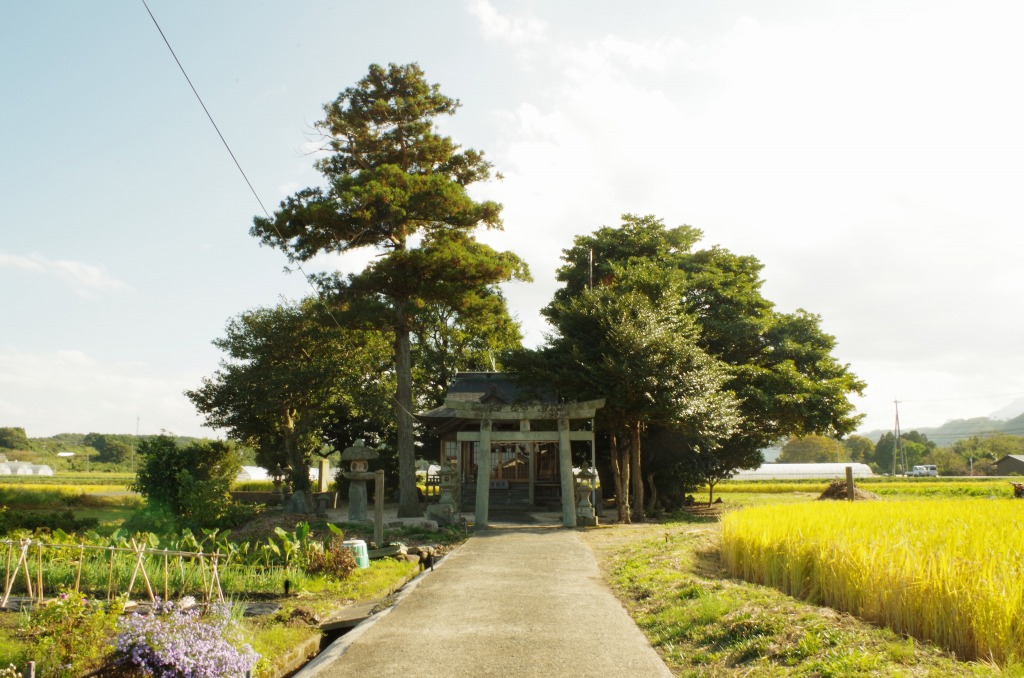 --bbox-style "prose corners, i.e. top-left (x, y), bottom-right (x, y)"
top-left (22, 589), bottom-right (124, 678)
top-left (131, 434), bottom-right (249, 531)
